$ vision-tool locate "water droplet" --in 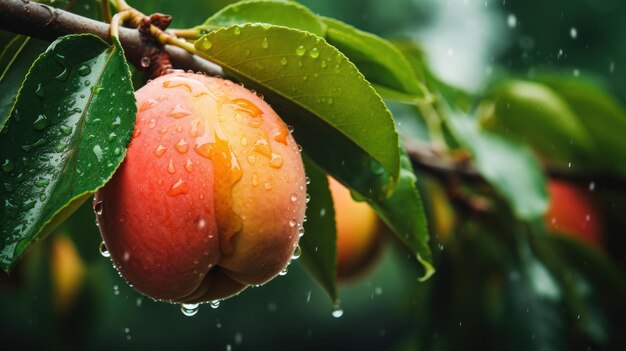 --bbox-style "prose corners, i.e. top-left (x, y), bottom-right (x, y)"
top-left (114, 148), bottom-right (121, 156)
top-left (507, 14), bottom-right (517, 28)
top-left (332, 305), bottom-right (344, 318)
top-left (168, 178), bottom-right (189, 196)
top-left (139, 99), bottom-right (158, 112)
top-left (280, 57), bottom-right (288, 66)
top-left (140, 56), bottom-right (151, 68)
top-left (264, 181), bottom-right (273, 190)
top-left (289, 218), bottom-right (297, 227)
top-left (94, 200), bottom-right (104, 215)
top-left (32, 114), bottom-right (49, 131)
top-left (305, 176), bottom-right (311, 185)
top-left (201, 39), bottom-right (213, 50)
top-left (247, 154), bottom-right (256, 164)
top-left (168, 104), bottom-right (192, 118)
top-left (278, 267), bottom-right (288, 276)
top-left (321, 60), bottom-right (327, 68)
top-left (261, 37), bottom-right (269, 49)
top-left (35, 83), bottom-right (44, 98)
top-left (305, 193), bottom-right (311, 203)
top-left (78, 64), bottom-right (91, 76)
top-left (22, 139), bottom-right (46, 152)
top-left (59, 124), bottom-right (72, 135)
top-left (327, 98), bottom-right (333, 104)
top-left (181, 303), bottom-right (199, 317)
top-left (1, 159), bottom-right (14, 173)
top-left (570, 27), bottom-right (577, 39)
top-left (240, 136), bottom-right (248, 146)
top-left (252, 173), bottom-right (259, 186)
top-left (298, 226), bottom-right (305, 237)
top-left (154, 145), bottom-right (167, 157)
top-left (287, 125), bottom-right (294, 133)
top-left (84, 80), bottom-right (91, 86)
top-left (113, 285), bottom-right (119, 295)
top-left (167, 159), bottom-right (176, 174)
top-left (234, 27), bottom-right (241, 35)
top-left (269, 153), bottom-right (283, 168)
top-left (55, 67), bottom-right (69, 81)
top-left (291, 245), bottom-right (301, 259)
top-left (175, 138), bottom-right (189, 153)
top-left (309, 47), bottom-right (319, 59)
top-left (296, 45), bottom-right (306, 56)
top-left (35, 178), bottom-right (49, 187)
top-left (210, 300), bottom-right (220, 309)
top-left (93, 145), bottom-right (103, 162)
top-left (99, 241), bottom-right (110, 257)
top-left (185, 159), bottom-right (194, 172)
